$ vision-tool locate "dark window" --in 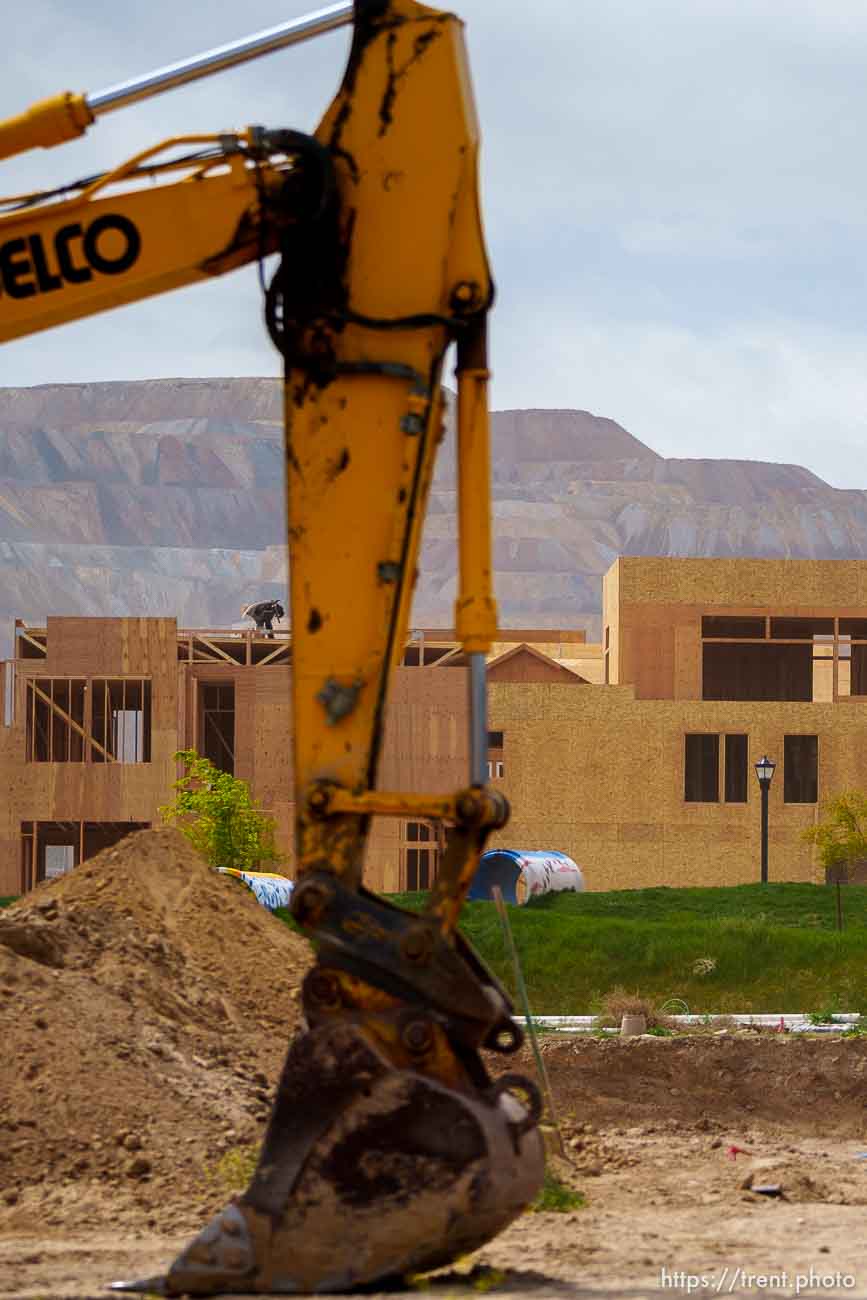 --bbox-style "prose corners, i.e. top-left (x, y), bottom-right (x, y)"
top-left (852, 645), bottom-right (867, 696)
top-left (404, 824), bottom-right (438, 889)
top-left (703, 643), bottom-right (812, 701)
top-left (423, 647), bottom-right (452, 666)
top-left (405, 847), bottom-right (433, 890)
top-left (839, 619), bottom-right (867, 639)
top-left (702, 616), bottom-right (765, 639)
top-left (784, 735), bottom-right (818, 804)
top-left (200, 682), bottom-right (235, 775)
top-left (724, 734), bottom-right (748, 803)
top-left (685, 734), bottom-right (719, 802)
top-left (770, 617), bottom-right (834, 640)
top-left (488, 730), bottom-right (504, 749)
